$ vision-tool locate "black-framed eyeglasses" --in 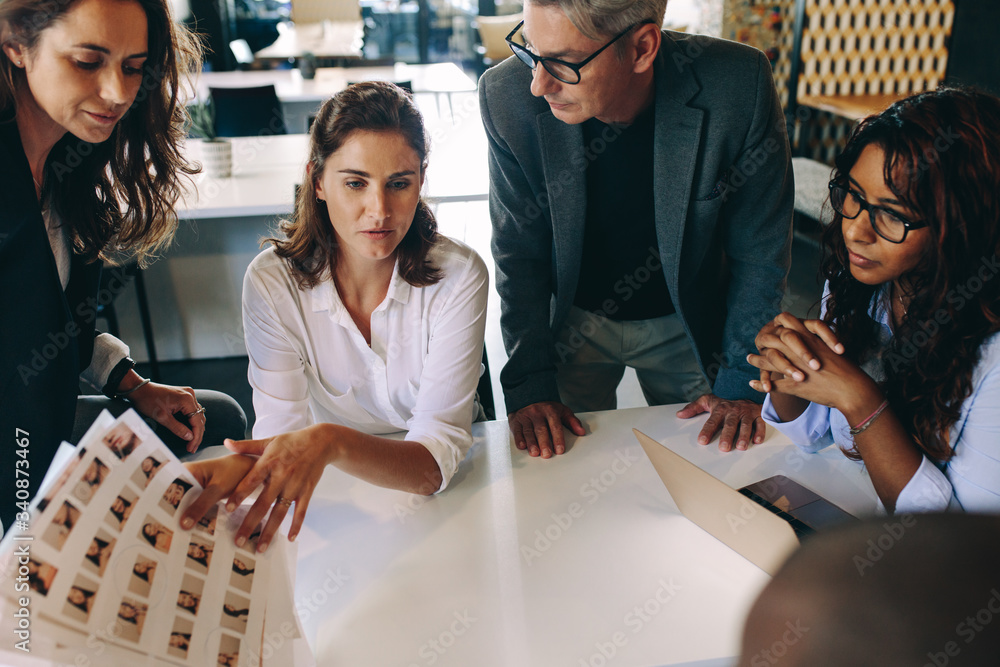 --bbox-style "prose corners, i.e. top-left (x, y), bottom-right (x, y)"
top-left (505, 19), bottom-right (651, 85)
top-left (828, 181), bottom-right (926, 244)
